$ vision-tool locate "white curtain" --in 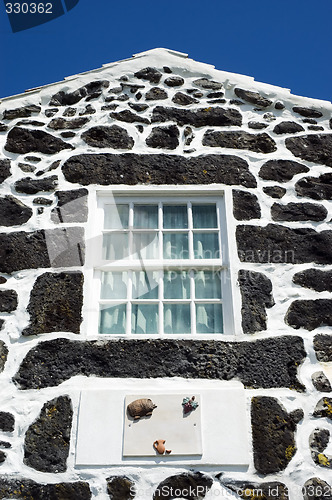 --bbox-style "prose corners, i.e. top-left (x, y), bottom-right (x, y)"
top-left (99, 304), bottom-right (126, 334)
top-left (131, 304), bottom-right (158, 334)
top-left (164, 304), bottom-right (190, 334)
